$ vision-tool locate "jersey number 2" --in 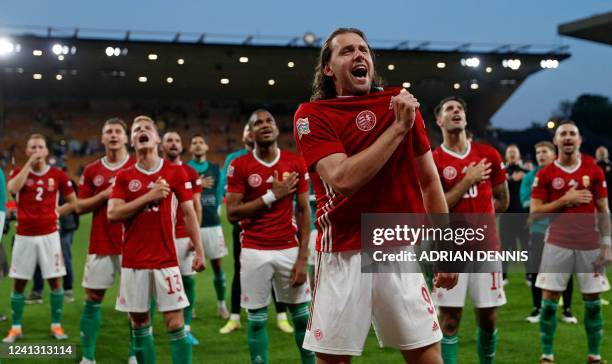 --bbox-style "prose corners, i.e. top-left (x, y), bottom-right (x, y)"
top-left (35, 187), bottom-right (44, 201)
